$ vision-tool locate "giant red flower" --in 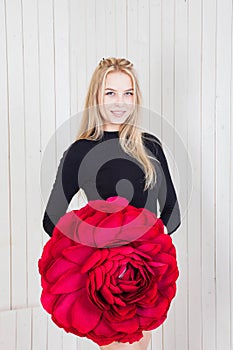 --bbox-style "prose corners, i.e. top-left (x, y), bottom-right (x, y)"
top-left (38, 196), bottom-right (179, 346)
